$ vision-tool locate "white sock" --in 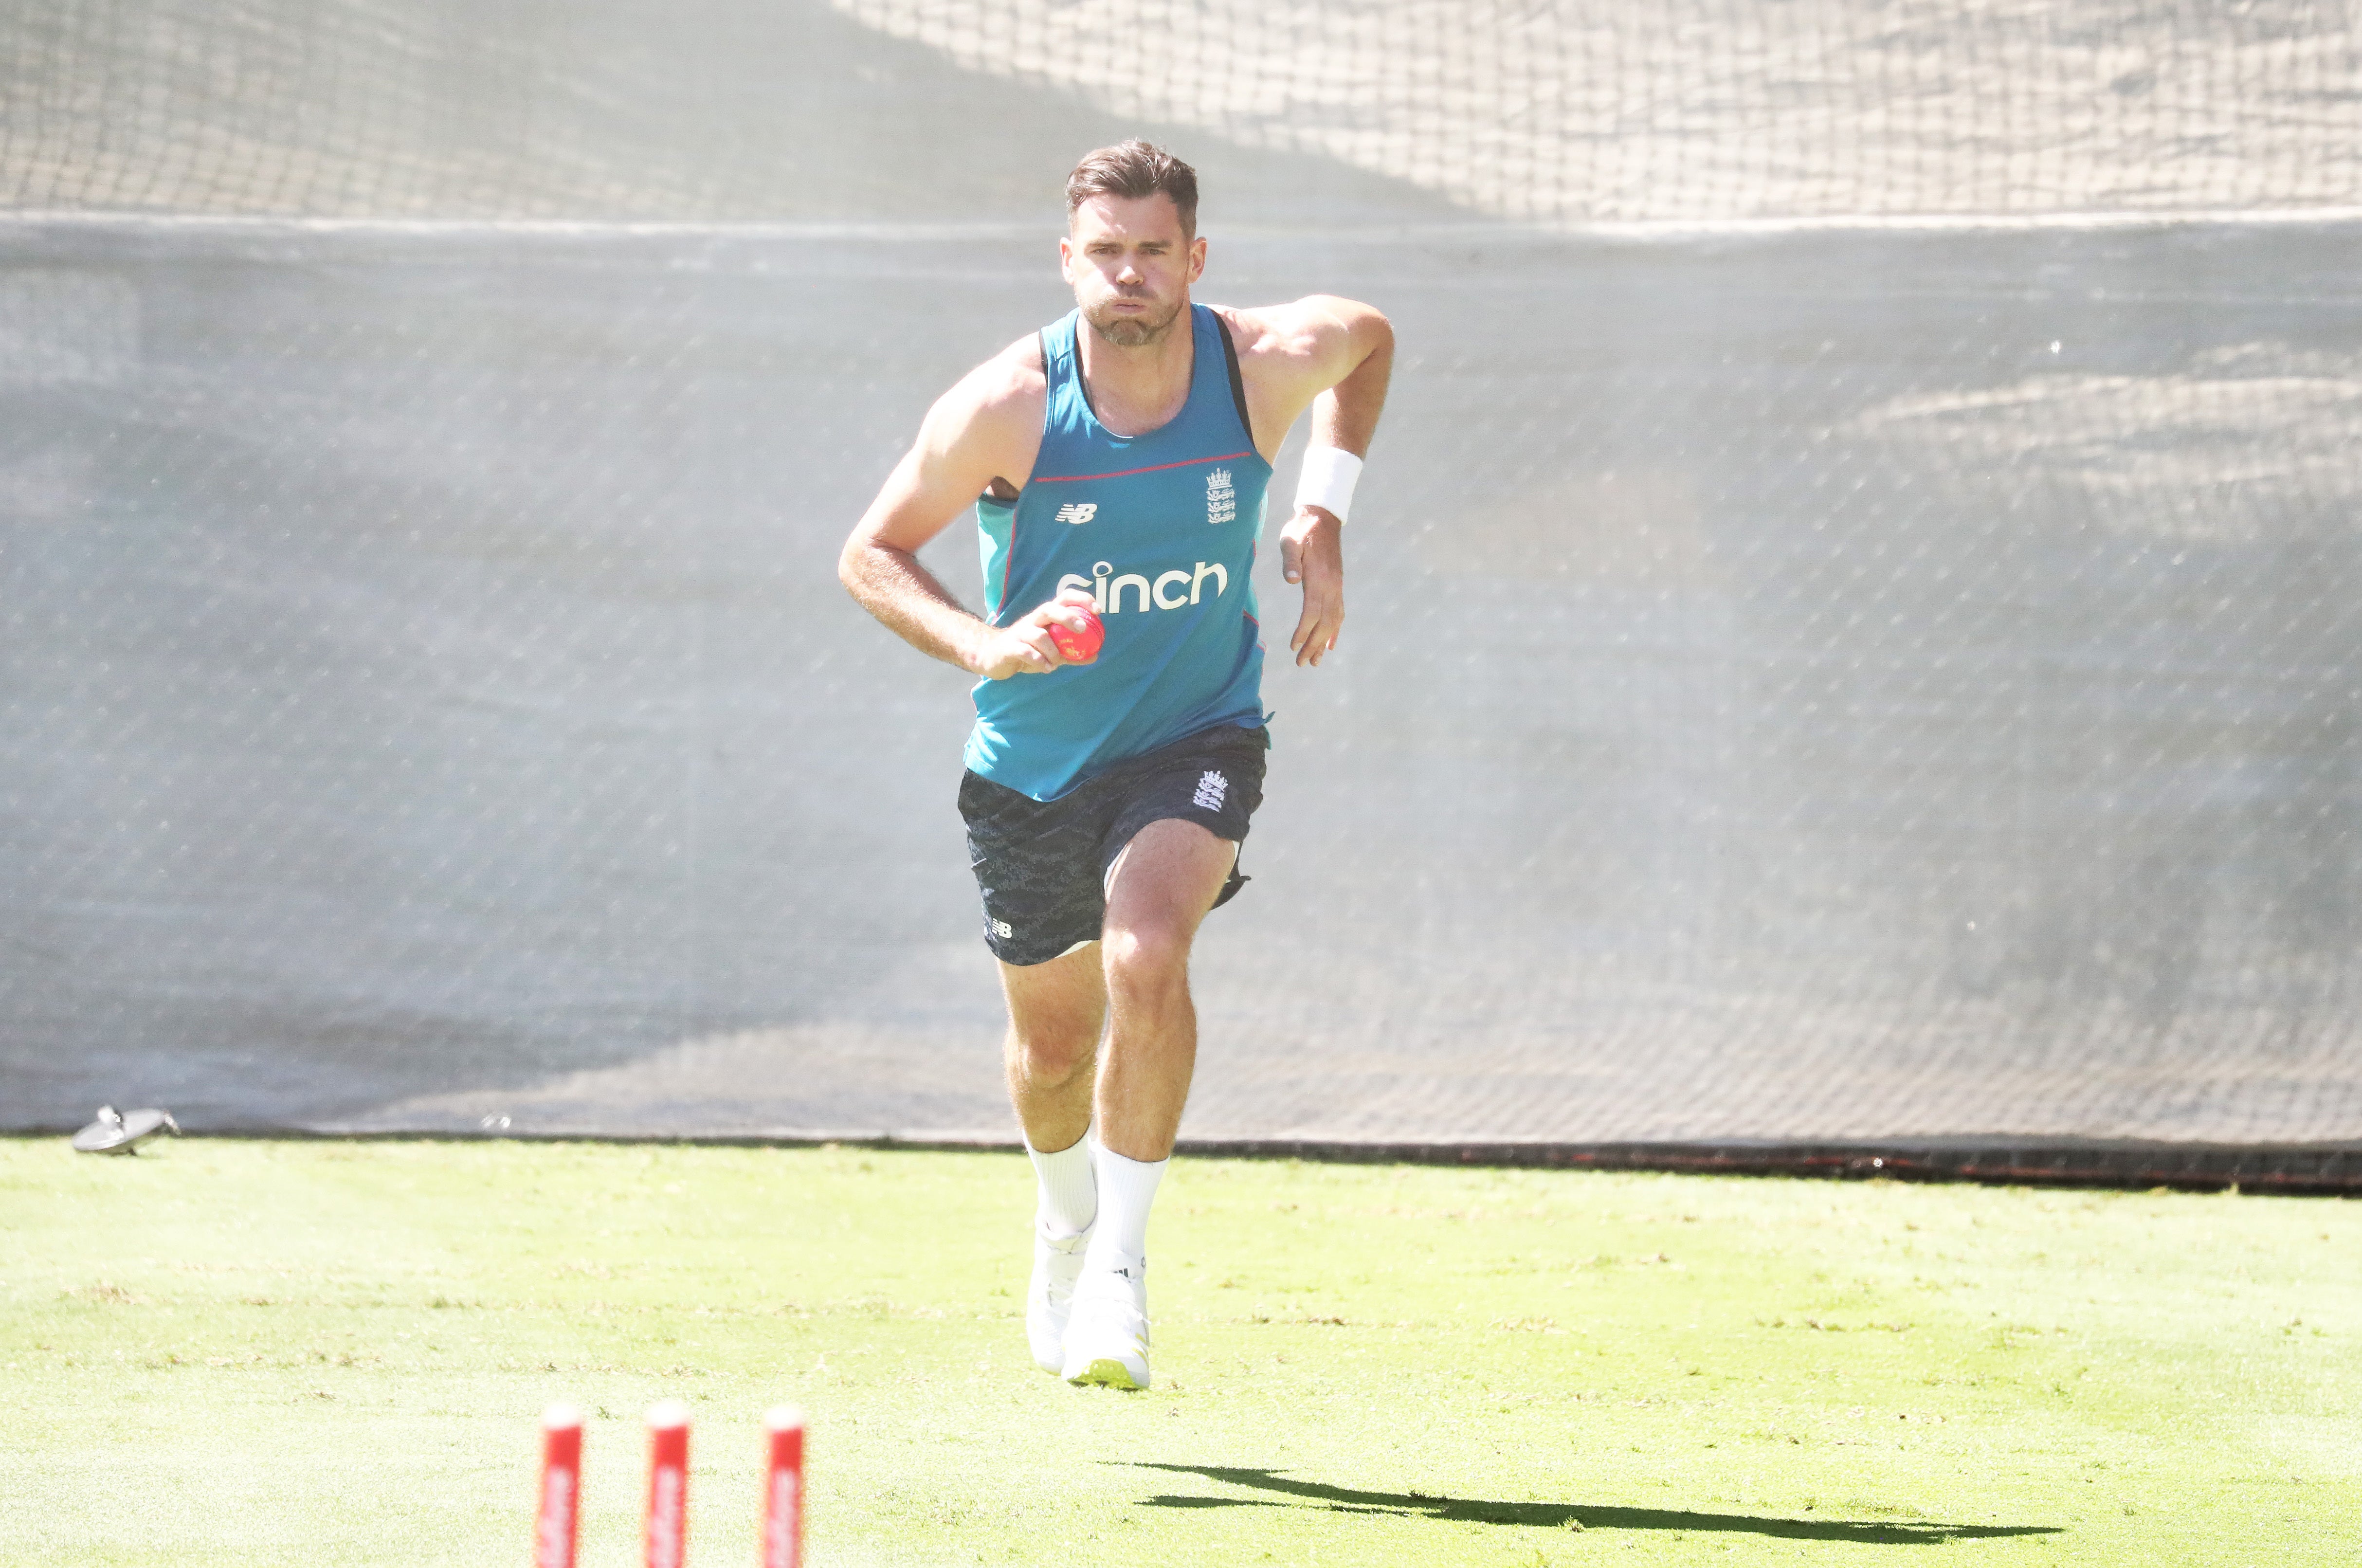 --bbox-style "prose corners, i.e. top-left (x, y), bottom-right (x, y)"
top-left (1084, 1145), bottom-right (1166, 1270)
top-left (1027, 1133), bottom-right (1097, 1239)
